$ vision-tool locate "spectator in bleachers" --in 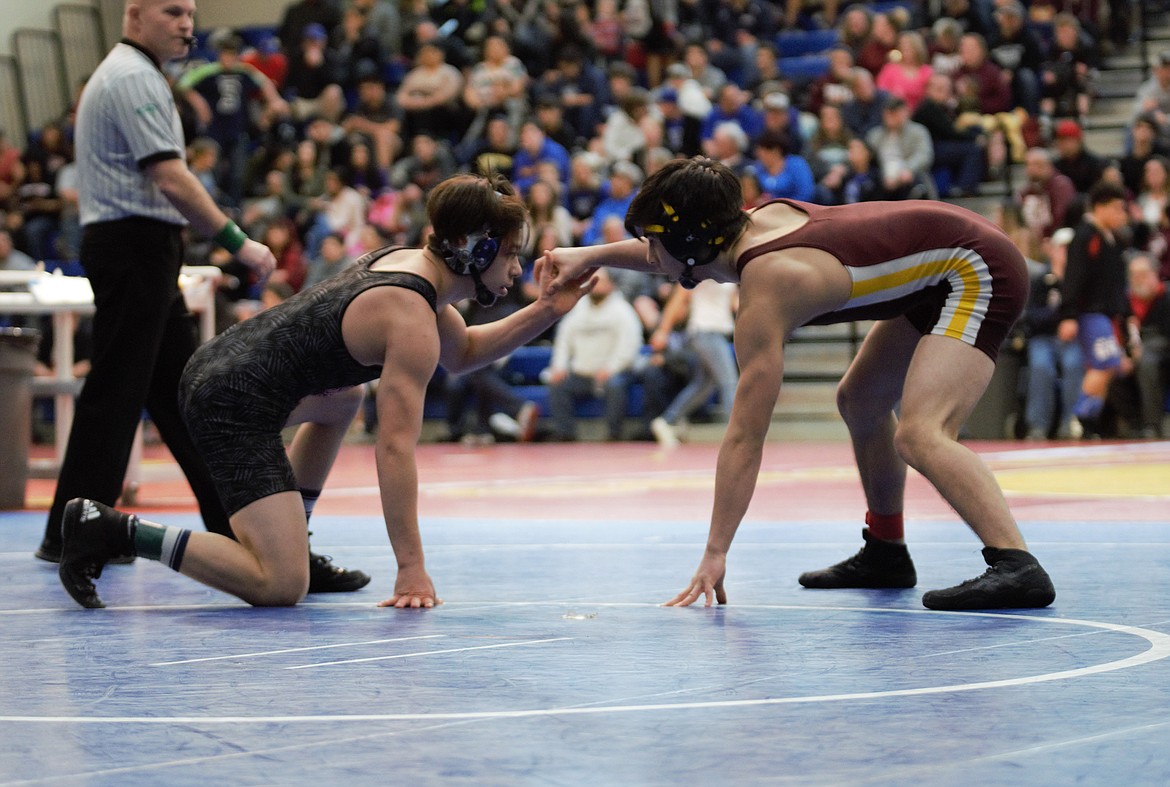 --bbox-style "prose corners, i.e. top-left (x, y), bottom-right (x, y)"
top-left (277, 0), bottom-right (340, 59)
top-left (1052, 119), bottom-right (1108, 195)
top-left (806, 45), bottom-right (857, 117)
top-left (986, 0), bottom-right (1044, 117)
top-left (389, 133), bottom-right (457, 193)
top-left (602, 88), bottom-right (655, 163)
top-left (839, 138), bottom-right (884, 204)
top-left (836, 5), bottom-right (872, 58)
top-left (1009, 204), bottom-right (1084, 440)
top-left (347, 0), bottom-right (403, 62)
top-left (748, 130), bottom-right (815, 202)
top-left (304, 167), bottom-right (367, 258)
top-left (54, 159), bottom-right (80, 261)
top-left (913, 72), bottom-right (986, 198)
top-left (807, 103), bottom-right (854, 204)
top-left (241, 168), bottom-right (294, 236)
top-left (340, 140), bottom-right (385, 197)
top-left (855, 11), bottom-right (899, 76)
top-left (541, 46), bottom-right (609, 143)
top-left (330, 5), bottom-right (384, 93)
top-left (241, 34), bottom-right (289, 92)
top-left (841, 67), bottom-right (890, 138)
top-left (953, 32), bottom-right (1025, 168)
top-left (405, 18), bottom-right (471, 71)
top-left (703, 121), bottom-right (753, 176)
top-left (12, 156), bottom-right (61, 263)
top-left (304, 231), bottom-right (354, 290)
top-left (566, 152), bottom-right (606, 241)
top-left (177, 34), bottom-right (289, 205)
top-left (586, 0), bottom-right (625, 63)
top-left (679, 41), bottom-right (728, 100)
top-left (701, 84), bottom-right (765, 145)
top-left (285, 23), bottom-right (345, 123)
top-left (655, 89), bottom-right (700, 157)
top-left (396, 41), bottom-right (466, 142)
top-left (524, 179), bottom-right (574, 255)
top-left (1039, 12), bottom-right (1099, 123)
top-left (603, 60), bottom-right (641, 121)
top-left (648, 279), bottom-right (738, 448)
top-left (0, 128), bottom-right (24, 210)
top-left (0, 228), bottom-right (35, 272)
top-left (1016, 146), bottom-right (1079, 248)
top-left (188, 138), bottom-right (228, 205)
top-left (764, 91), bottom-right (808, 156)
top-left (1132, 51), bottom-right (1170, 145)
top-left (457, 115), bottom-right (517, 179)
top-left (512, 120), bottom-right (571, 194)
top-left (927, 16), bottom-right (964, 81)
top-left (1058, 182), bottom-right (1133, 437)
top-left (1131, 156), bottom-right (1170, 238)
top-left (261, 217), bottom-right (308, 294)
top-left (1110, 253), bottom-right (1170, 438)
top-left (867, 95), bottom-right (935, 200)
top-left (533, 93), bottom-right (585, 154)
top-left (581, 160), bottom-right (642, 246)
top-left (876, 31), bottom-right (934, 112)
top-left (341, 71), bottom-right (404, 174)
top-left (939, 0), bottom-right (993, 37)
top-left (744, 41), bottom-right (784, 98)
top-left (621, 0), bottom-right (680, 88)
top-left (1119, 114), bottom-right (1170, 197)
top-left (462, 35), bottom-right (530, 145)
top-left (545, 267), bottom-right (644, 441)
